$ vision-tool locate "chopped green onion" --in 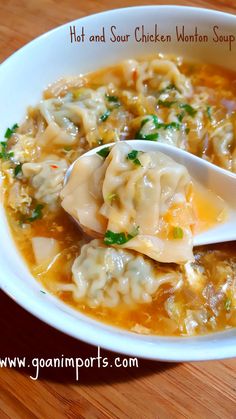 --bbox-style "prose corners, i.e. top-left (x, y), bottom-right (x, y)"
top-left (158, 100), bottom-right (176, 108)
top-left (173, 226), bottom-right (184, 239)
top-left (18, 219), bottom-right (24, 228)
top-left (136, 132), bottom-right (159, 141)
top-left (104, 227), bottom-right (139, 245)
top-left (140, 118), bottom-right (150, 128)
top-left (140, 114), bottom-right (159, 129)
top-left (136, 114), bottom-right (180, 141)
top-left (27, 204), bottom-right (44, 222)
top-left (163, 122), bottom-right (181, 130)
top-left (96, 146), bottom-right (110, 159)
top-left (4, 123), bottom-right (18, 139)
top-left (143, 133), bottom-right (159, 141)
top-left (105, 94), bottom-right (119, 103)
top-left (177, 112), bottom-right (185, 122)
top-left (150, 114), bottom-right (159, 128)
top-left (159, 84), bottom-right (177, 94)
top-left (0, 142), bottom-right (14, 160)
top-left (4, 129), bottom-right (13, 139)
top-left (127, 150), bottom-right (142, 166)
top-left (1, 124), bottom-right (18, 159)
top-left (135, 116), bottom-right (160, 140)
top-left (206, 106), bottom-right (212, 121)
top-left (14, 163), bottom-right (22, 178)
top-left (224, 298), bottom-right (231, 312)
top-left (106, 193), bottom-right (118, 203)
top-left (180, 104), bottom-right (197, 117)
top-left (105, 94), bottom-right (120, 108)
top-left (63, 146), bottom-right (72, 152)
top-left (0, 141), bottom-right (7, 149)
top-left (40, 290), bottom-right (46, 294)
top-left (99, 110), bottom-right (110, 122)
